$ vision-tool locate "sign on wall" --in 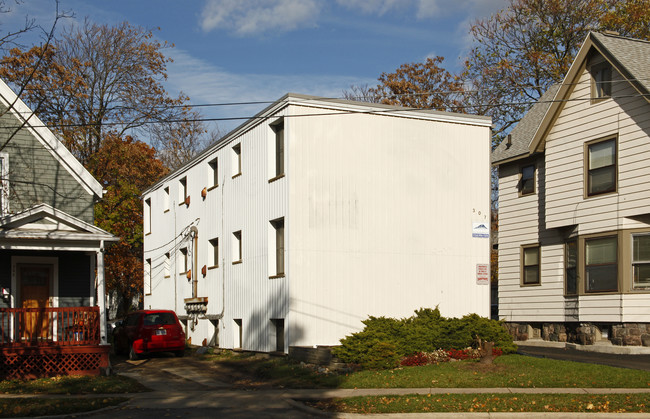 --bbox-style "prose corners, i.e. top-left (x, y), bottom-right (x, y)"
top-left (476, 264), bottom-right (489, 285)
top-left (472, 222), bottom-right (489, 238)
